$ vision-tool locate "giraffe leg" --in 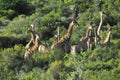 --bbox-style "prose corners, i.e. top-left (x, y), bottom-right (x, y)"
top-left (89, 43), bottom-right (92, 50)
top-left (71, 45), bottom-right (76, 55)
top-left (87, 40), bottom-right (90, 51)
